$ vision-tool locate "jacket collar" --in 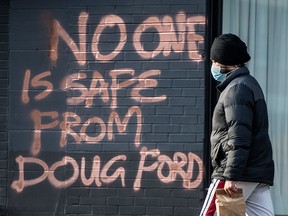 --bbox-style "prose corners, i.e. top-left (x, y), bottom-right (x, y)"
top-left (216, 66), bottom-right (250, 92)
